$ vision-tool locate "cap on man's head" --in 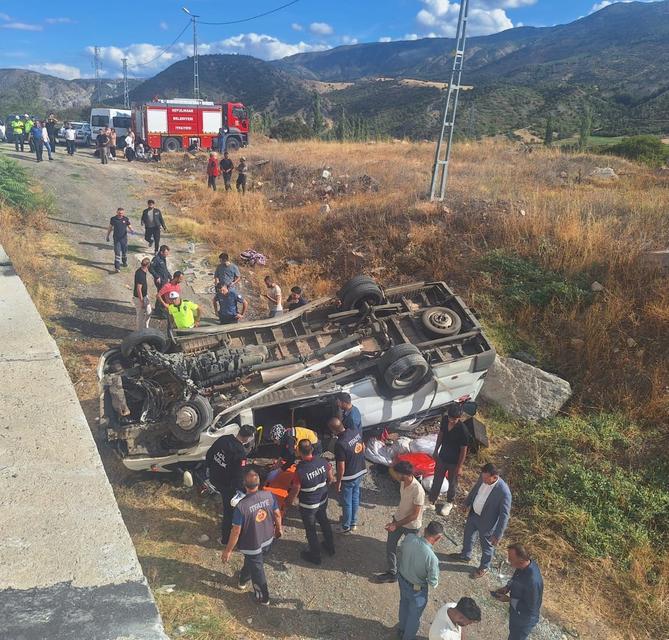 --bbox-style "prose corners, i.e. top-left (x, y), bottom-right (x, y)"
top-left (168, 291), bottom-right (180, 300)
